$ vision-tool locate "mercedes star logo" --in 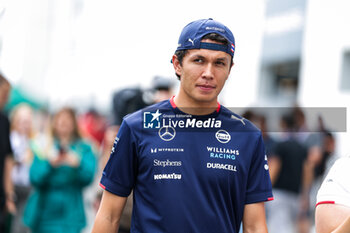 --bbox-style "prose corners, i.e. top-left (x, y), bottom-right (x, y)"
top-left (158, 126), bottom-right (176, 141)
